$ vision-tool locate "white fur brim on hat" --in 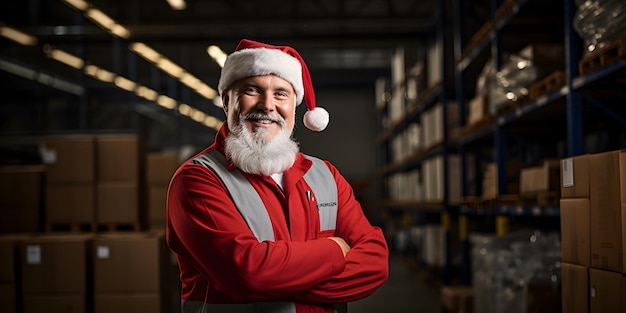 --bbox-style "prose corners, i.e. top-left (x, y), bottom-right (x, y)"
top-left (218, 48), bottom-right (304, 104)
